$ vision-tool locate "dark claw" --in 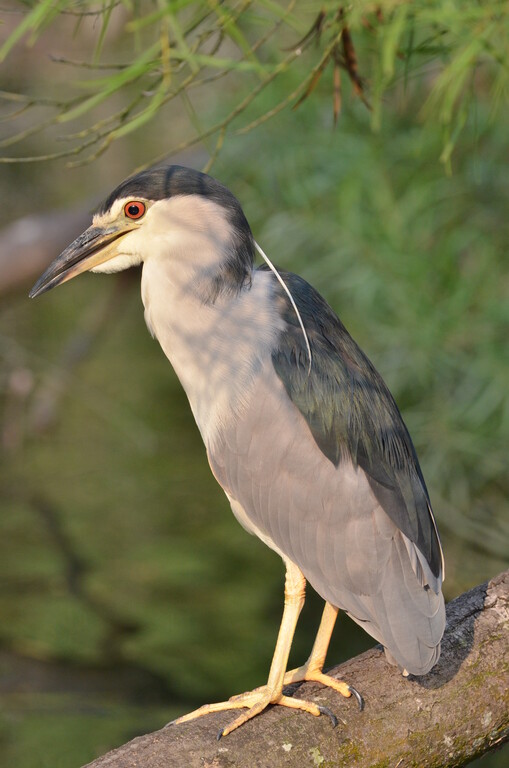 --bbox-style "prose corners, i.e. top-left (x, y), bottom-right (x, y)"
top-left (348, 685), bottom-right (365, 711)
top-left (216, 728), bottom-right (224, 741)
top-left (318, 705), bottom-right (338, 728)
